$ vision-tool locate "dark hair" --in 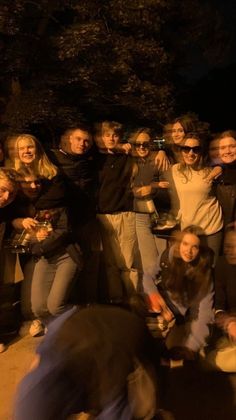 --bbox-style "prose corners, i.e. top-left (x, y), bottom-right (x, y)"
top-left (166, 225), bottom-right (212, 306)
top-left (172, 113), bottom-right (210, 141)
